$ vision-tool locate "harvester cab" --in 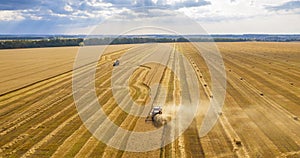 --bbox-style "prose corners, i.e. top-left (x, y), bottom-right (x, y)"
top-left (113, 60), bottom-right (120, 66)
top-left (145, 106), bottom-right (162, 121)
